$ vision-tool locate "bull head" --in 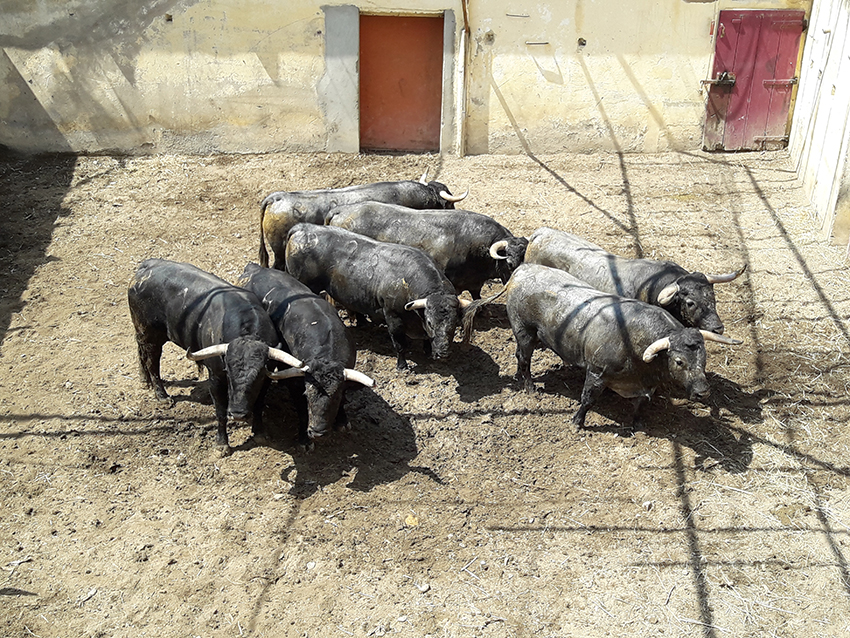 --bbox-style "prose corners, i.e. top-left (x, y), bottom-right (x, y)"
top-left (656, 265), bottom-right (747, 306)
